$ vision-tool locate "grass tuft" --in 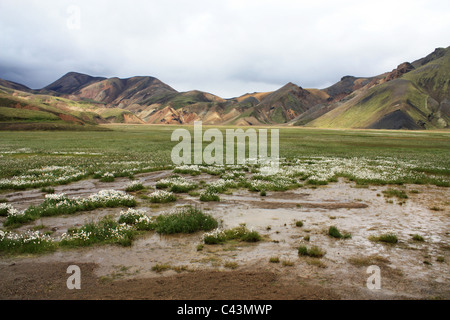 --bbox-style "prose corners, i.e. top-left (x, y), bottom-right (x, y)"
top-left (298, 245), bottom-right (326, 258)
top-left (328, 226), bottom-right (352, 239)
top-left (382, 189), bottom-right (408, 199)
top-left (199, 188), bottom-right (220, 202)
top-left (125, 181), bottom-right (145, 192)
top-left (203, 224), bottom-right (262, 245)
top-left (269, 256), bottom-right (280, 263)
top-left (369, 233), bottom-right (398, 244)
top-left (412, 234), bottom-right (425, 242)
top-left (155, 206), bottom-right (218, 235)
